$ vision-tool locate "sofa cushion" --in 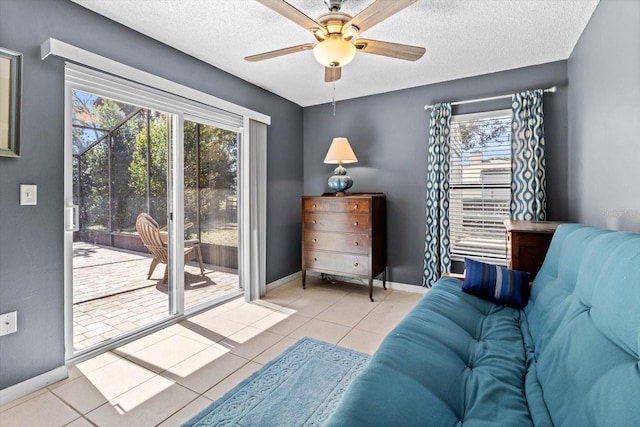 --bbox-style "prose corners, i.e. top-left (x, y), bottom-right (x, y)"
top-left (524, 224), bottom-right (603, 352)
top-left (525, 224), bottom-right (640, 426)
top-left (325, 277), bottom-right (534, 427)
top-left (462, 258), bottom-right (531, 308)
top-left (519, 309), bottom-right (554, 427)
